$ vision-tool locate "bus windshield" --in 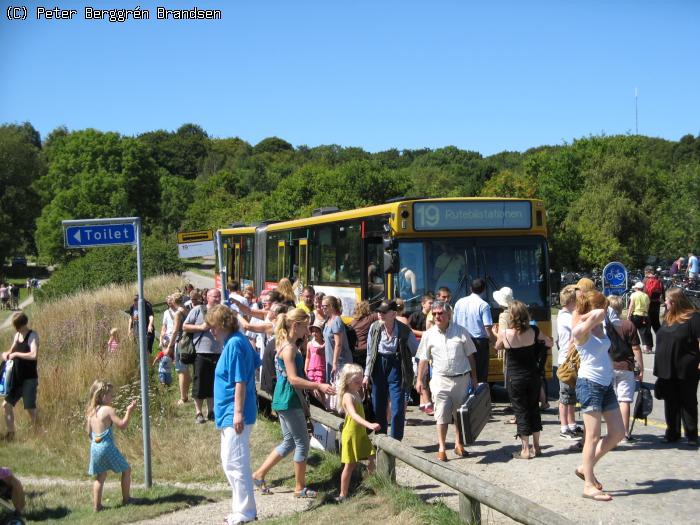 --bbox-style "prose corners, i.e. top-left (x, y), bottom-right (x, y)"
top-left (396, 236), bottom-right (549, 317)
